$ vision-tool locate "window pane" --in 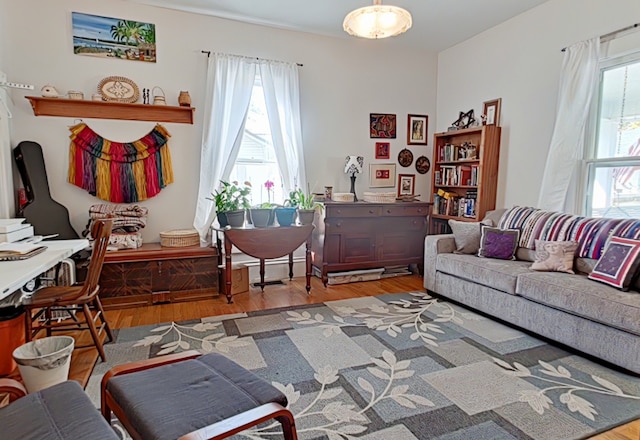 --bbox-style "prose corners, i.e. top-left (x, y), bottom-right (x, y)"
top-left (588, 164), bottom-right (640, 218)
top-left (229, 79), bottom-right (284, 206)
top-left (596, 61), bottom-right (640, 159)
